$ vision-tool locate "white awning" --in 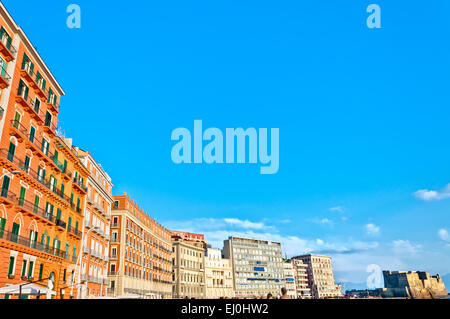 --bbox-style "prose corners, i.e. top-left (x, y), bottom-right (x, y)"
top-left (0, 283), bottom-right (56, 296)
